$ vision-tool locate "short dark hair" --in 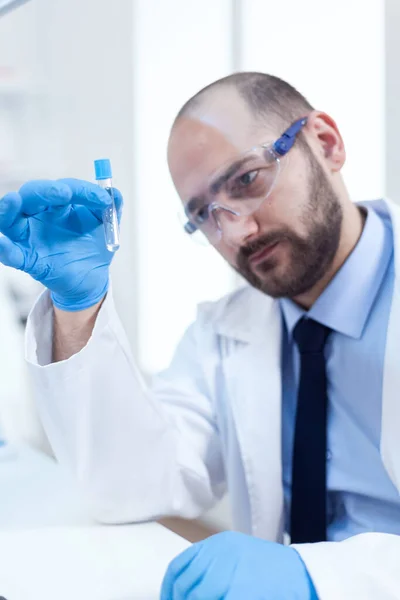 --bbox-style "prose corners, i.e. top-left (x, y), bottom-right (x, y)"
top-left (175, 71), bottom-right (314, 130)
